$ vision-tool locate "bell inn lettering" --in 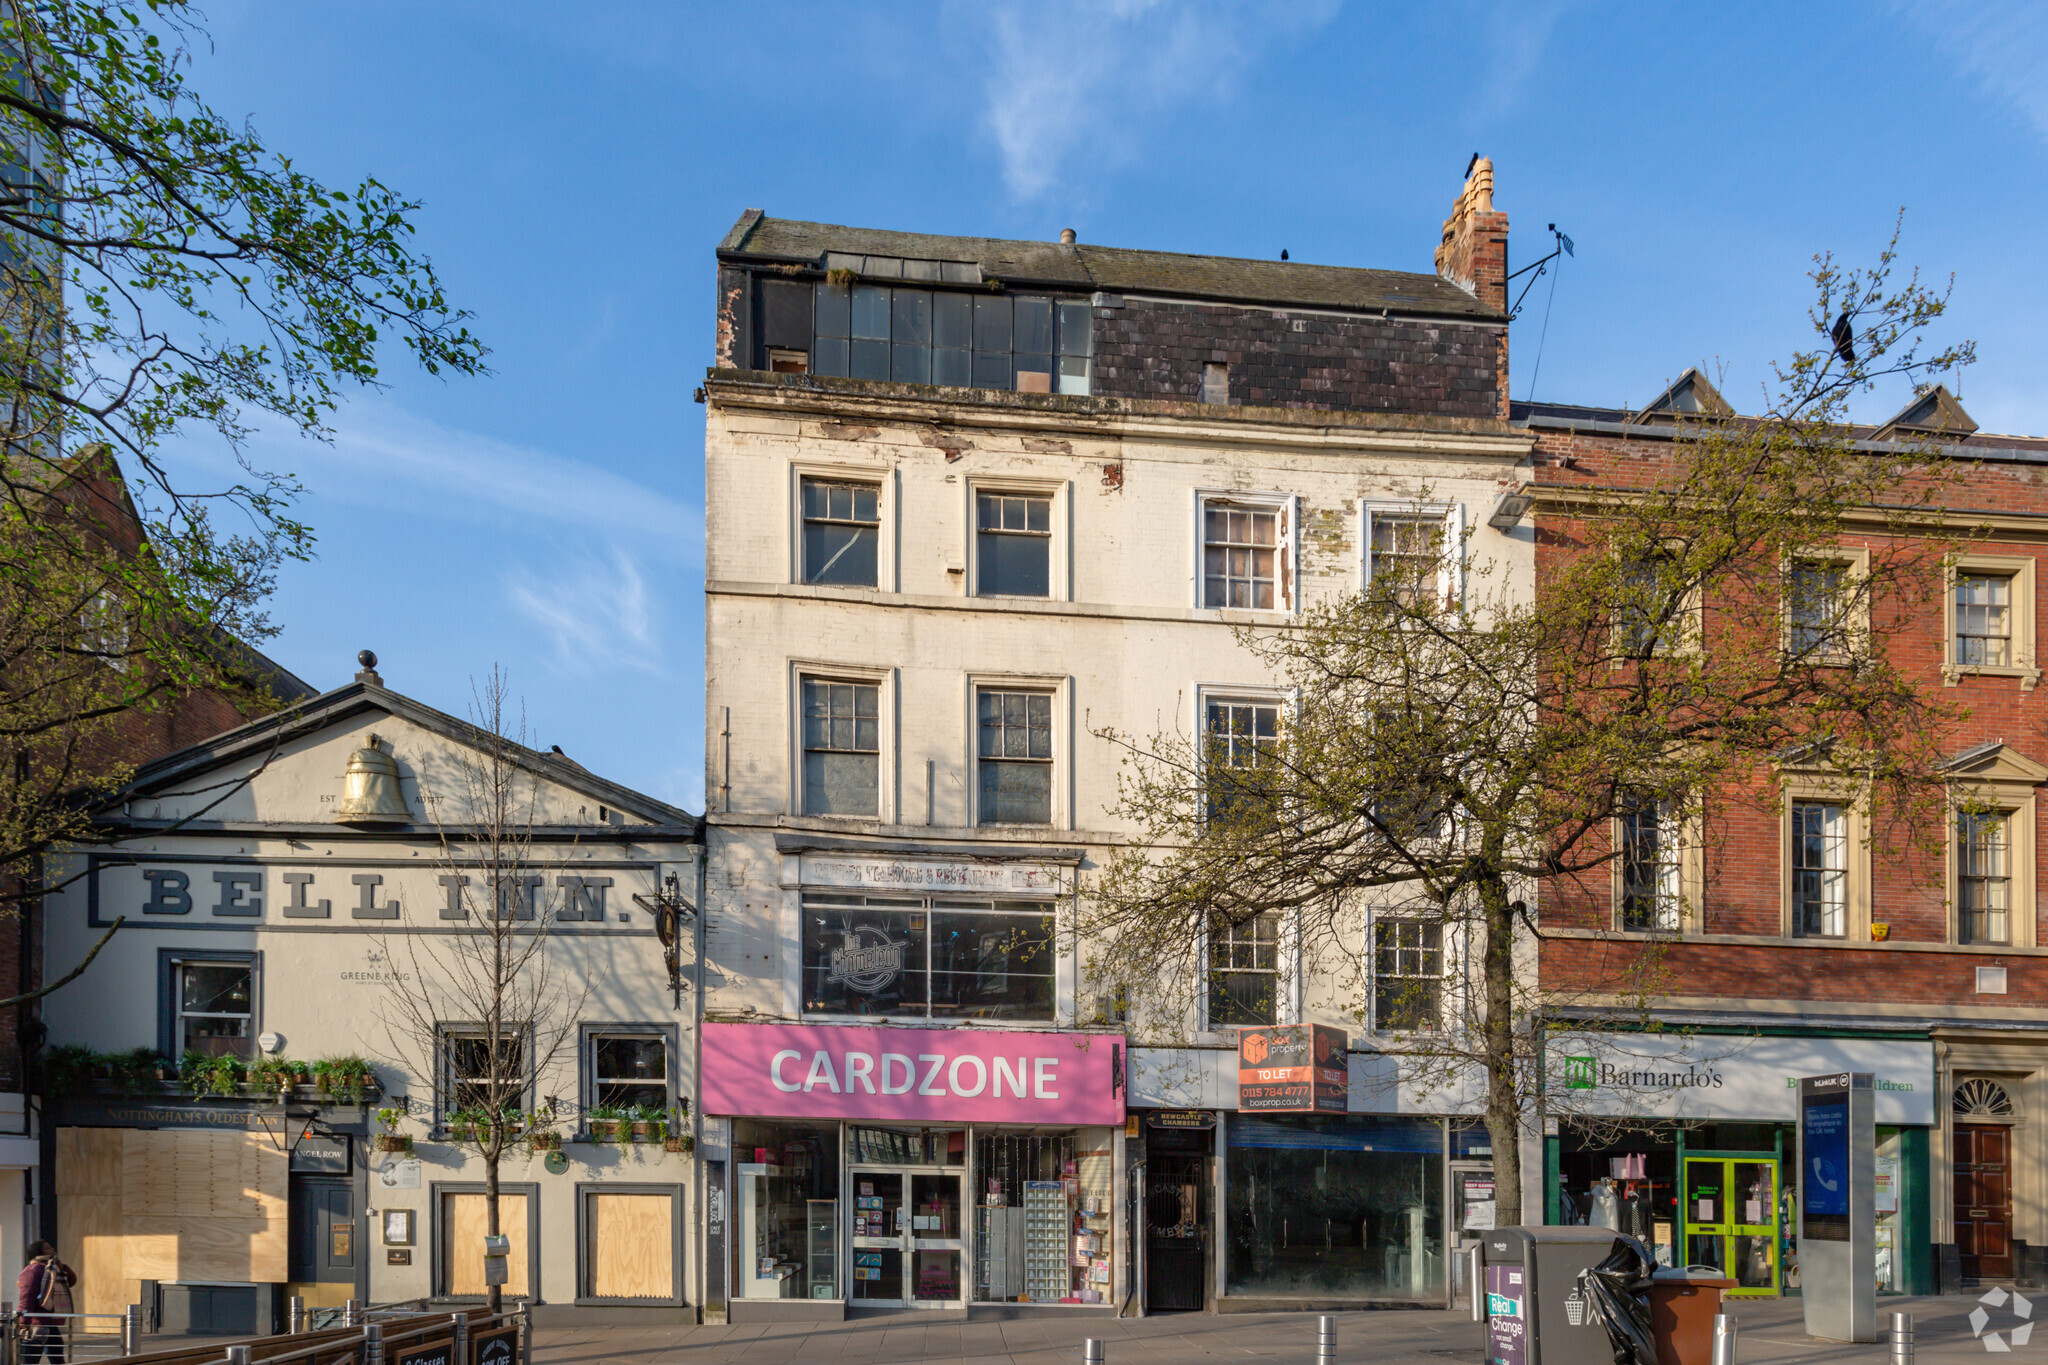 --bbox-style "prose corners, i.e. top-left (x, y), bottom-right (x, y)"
top-left (90, 859), bottom-right (638, 927)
